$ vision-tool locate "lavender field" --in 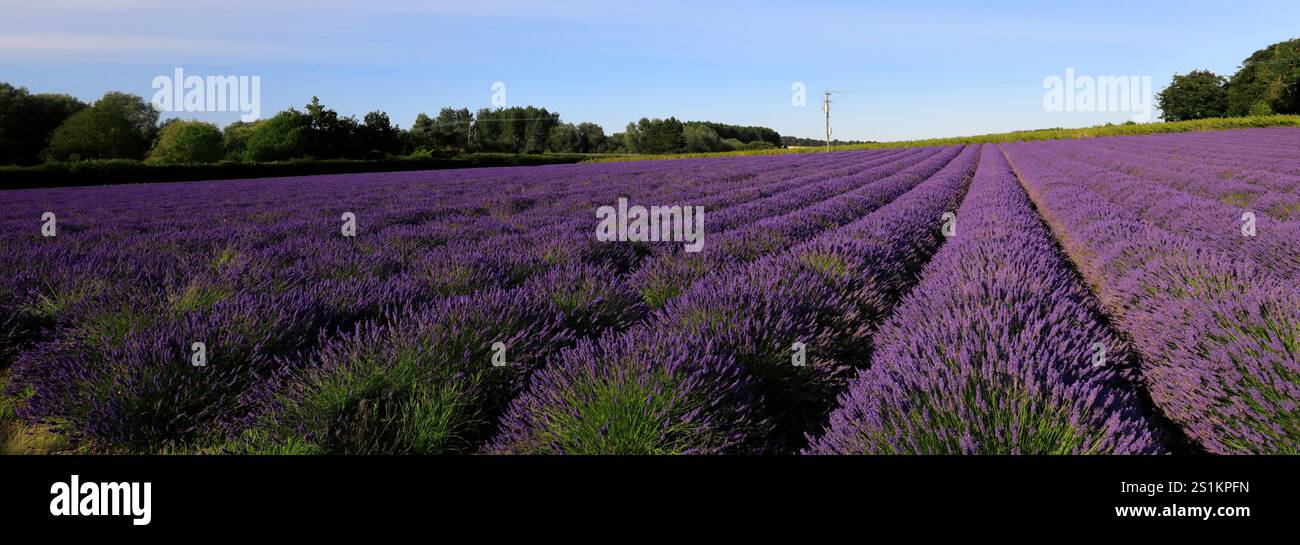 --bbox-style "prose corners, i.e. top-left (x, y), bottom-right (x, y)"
top-left (1, 128), bottom-right (1297, 455)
